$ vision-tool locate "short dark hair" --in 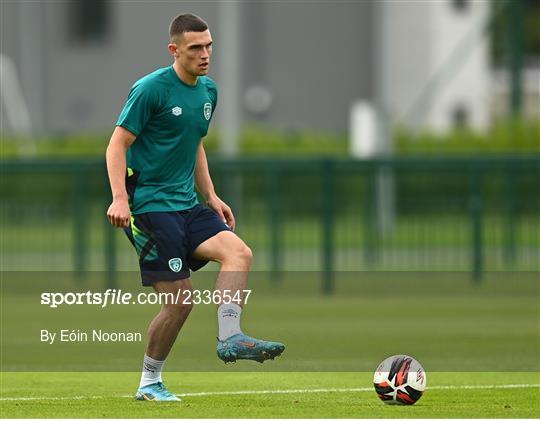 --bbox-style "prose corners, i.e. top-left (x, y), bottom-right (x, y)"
top-left (169, 14), bottom-right (208, 41)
